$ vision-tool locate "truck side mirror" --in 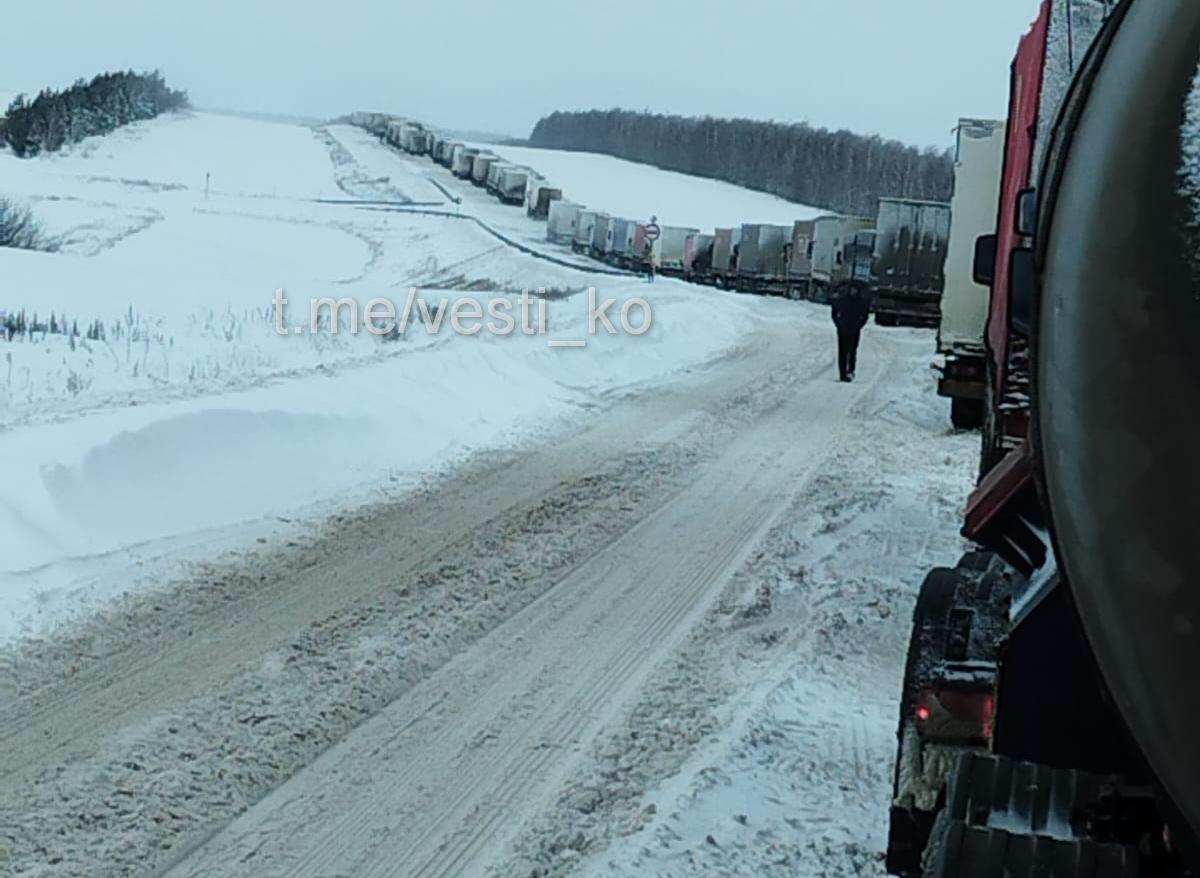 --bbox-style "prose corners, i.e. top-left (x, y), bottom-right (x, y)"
top-left (1010, 246), bottom-right (1036, 337)
top-left (1016, 188), bottom-right (1038, 237)
top-left (973, 234), bottom-right (998, 286)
